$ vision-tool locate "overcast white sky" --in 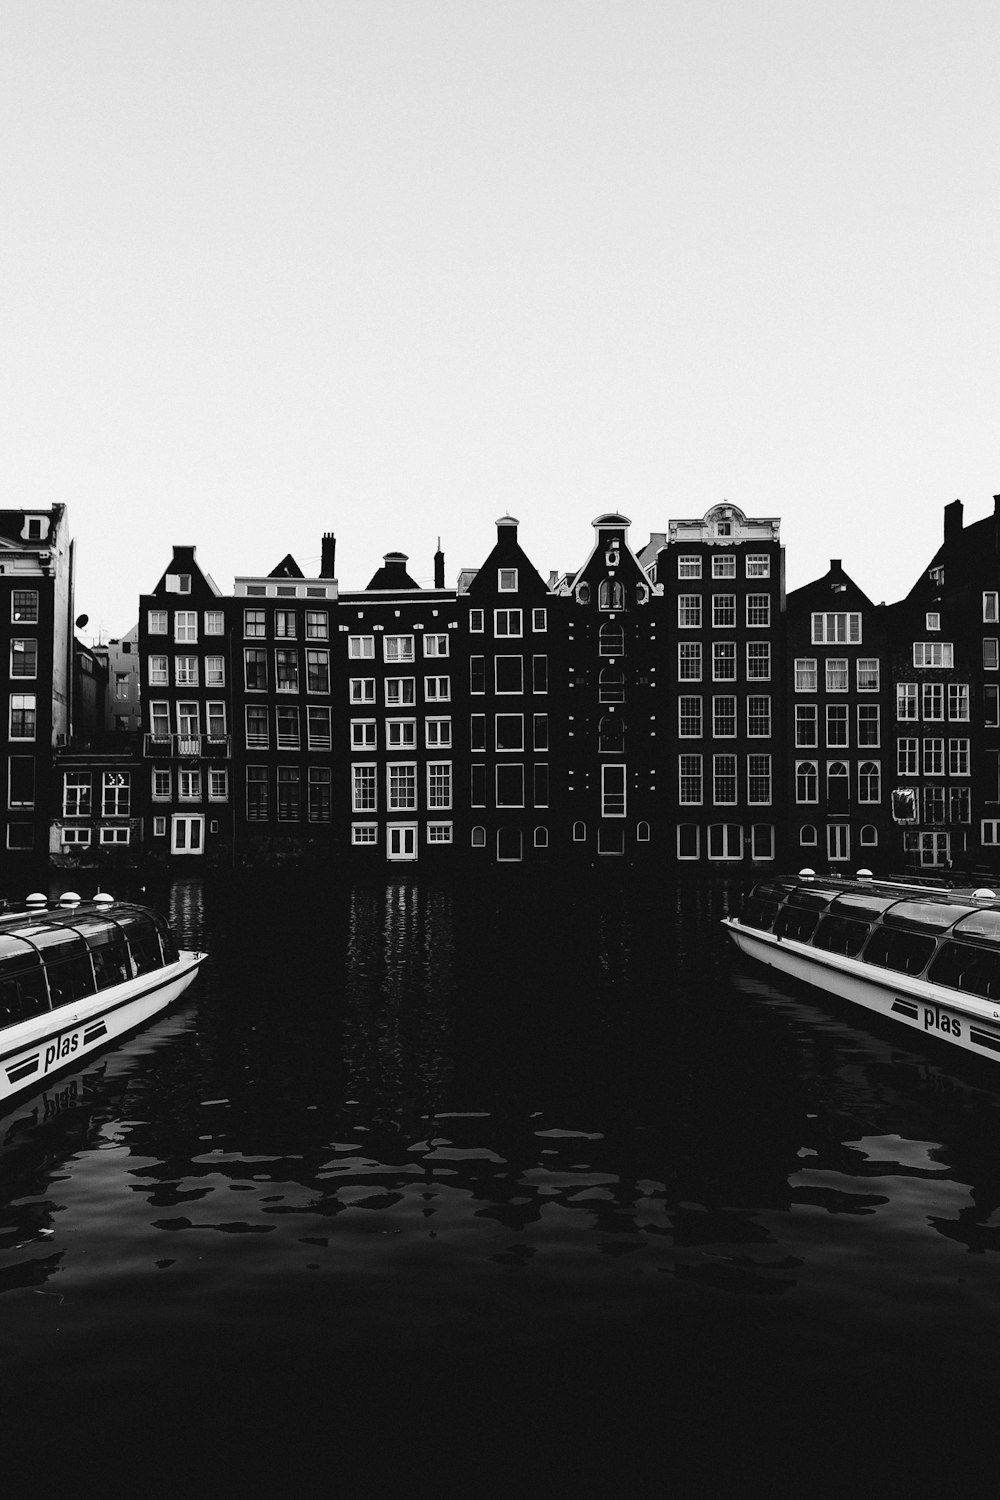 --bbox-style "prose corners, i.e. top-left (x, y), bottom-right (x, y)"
top-left (2, 0), bottom-right (998, 637)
